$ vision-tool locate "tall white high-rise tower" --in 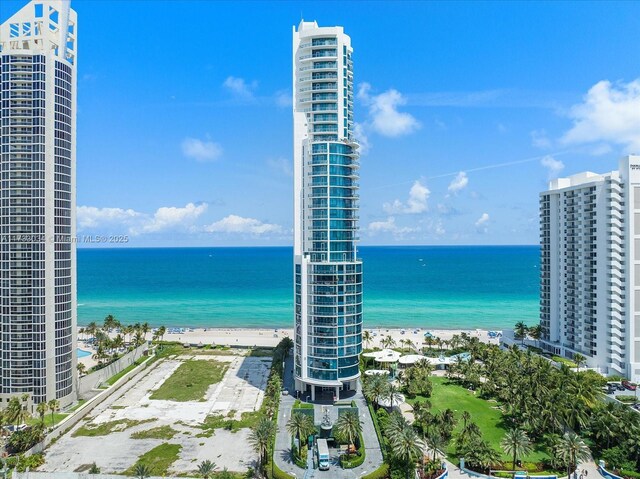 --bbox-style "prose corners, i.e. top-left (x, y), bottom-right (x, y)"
top-left (292, 21), bottom-right (362, 401)
top-left (540, 156), bottom-right (640, 382)
top-left (0, 0), bottom-right (78, 409)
